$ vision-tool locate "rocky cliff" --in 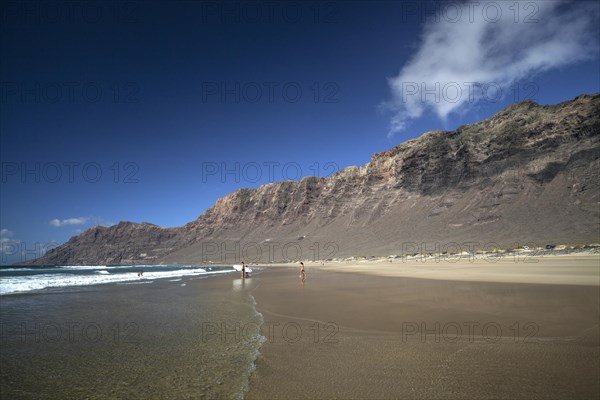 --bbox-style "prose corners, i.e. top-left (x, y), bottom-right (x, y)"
top-left (28, 94), bottom-right (600, 265)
